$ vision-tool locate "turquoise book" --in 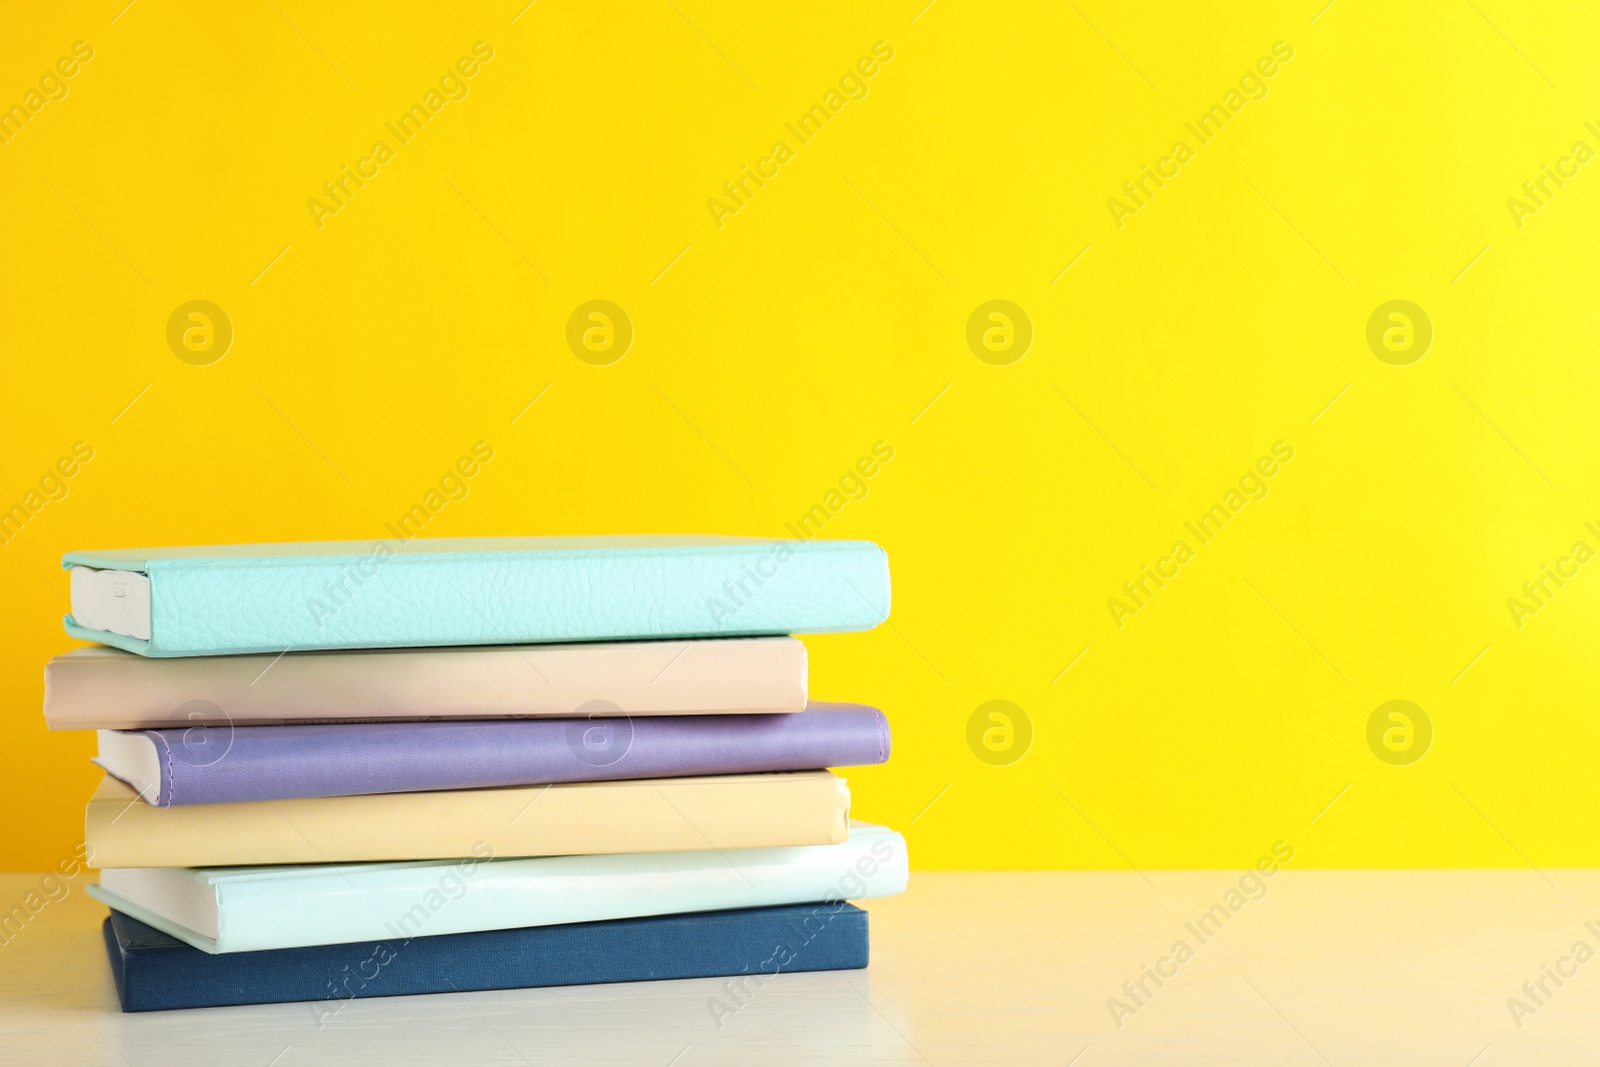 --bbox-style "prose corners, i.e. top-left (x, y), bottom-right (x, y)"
top-left (86, 823), bottom-right (908, 953)
top-left (61, 535), bottom-right (890, 657)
